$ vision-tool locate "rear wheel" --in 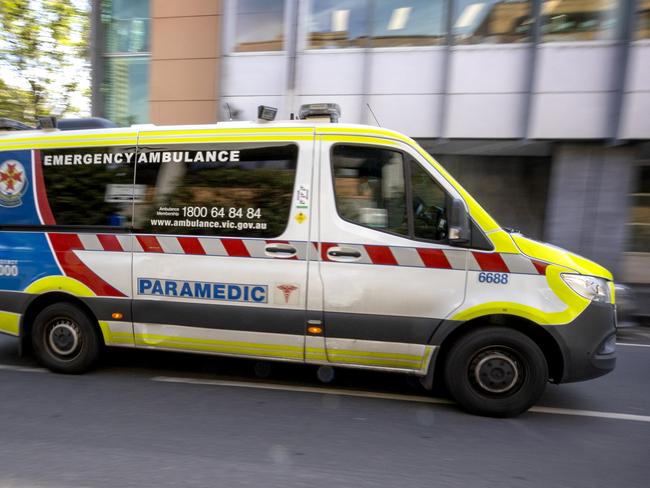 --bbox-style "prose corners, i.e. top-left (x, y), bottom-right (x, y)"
top-left (443, 327), bottom-right (548, 417)
top-left (31, 302), bottom-right (101, 374)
